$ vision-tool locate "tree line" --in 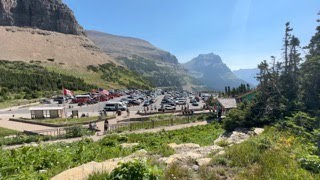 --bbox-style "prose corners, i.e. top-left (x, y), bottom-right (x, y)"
top-left (0, 60), bottom-right (96, 101)
top-left (224, 15), bottom-right (320, 130)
